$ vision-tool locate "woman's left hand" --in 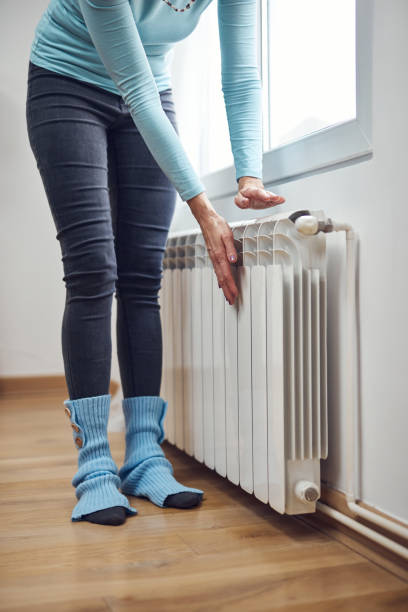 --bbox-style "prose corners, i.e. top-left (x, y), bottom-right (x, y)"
top-left (234, 176), bottom-right (286, 210)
